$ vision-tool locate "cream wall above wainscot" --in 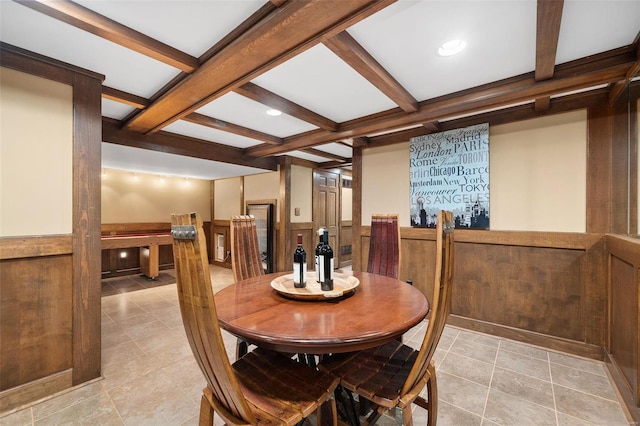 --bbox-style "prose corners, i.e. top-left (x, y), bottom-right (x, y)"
top-left (214, 177), bottom-right (242, 220)
top-left (490, 110), bottom-right (586, 232)
top-left (291, 165), bottom-right (313, 223)
top-left (362, 143), bottom-right (411, 226)
top-left (101, 169), bottom-right (211, 223)
top-left (362, 110), bottom-right (587, 232)
top-left (0, 67), bottom-right (73, 237)
top-left (244, 171), bottom-right (280, 221)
